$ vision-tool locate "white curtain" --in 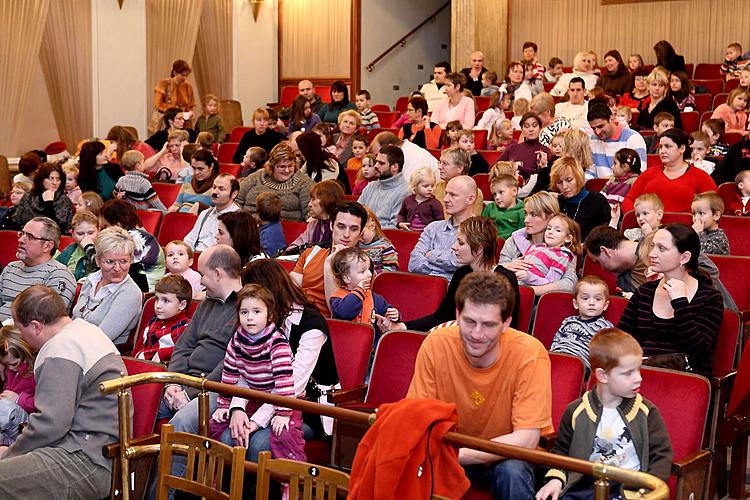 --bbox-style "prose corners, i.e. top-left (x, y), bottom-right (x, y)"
top-left (40, 0), bottom-right (92, 152)
top-left (194, 0), bottom-right (232, 106)
top-left (0, 0), bottom-right (50, 154)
